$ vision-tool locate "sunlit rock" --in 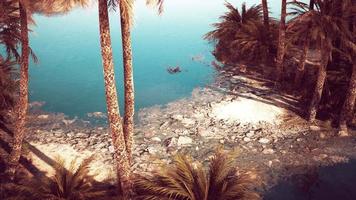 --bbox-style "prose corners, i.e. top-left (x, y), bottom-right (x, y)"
top-left (177, 136), bottom-right (193, 146)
